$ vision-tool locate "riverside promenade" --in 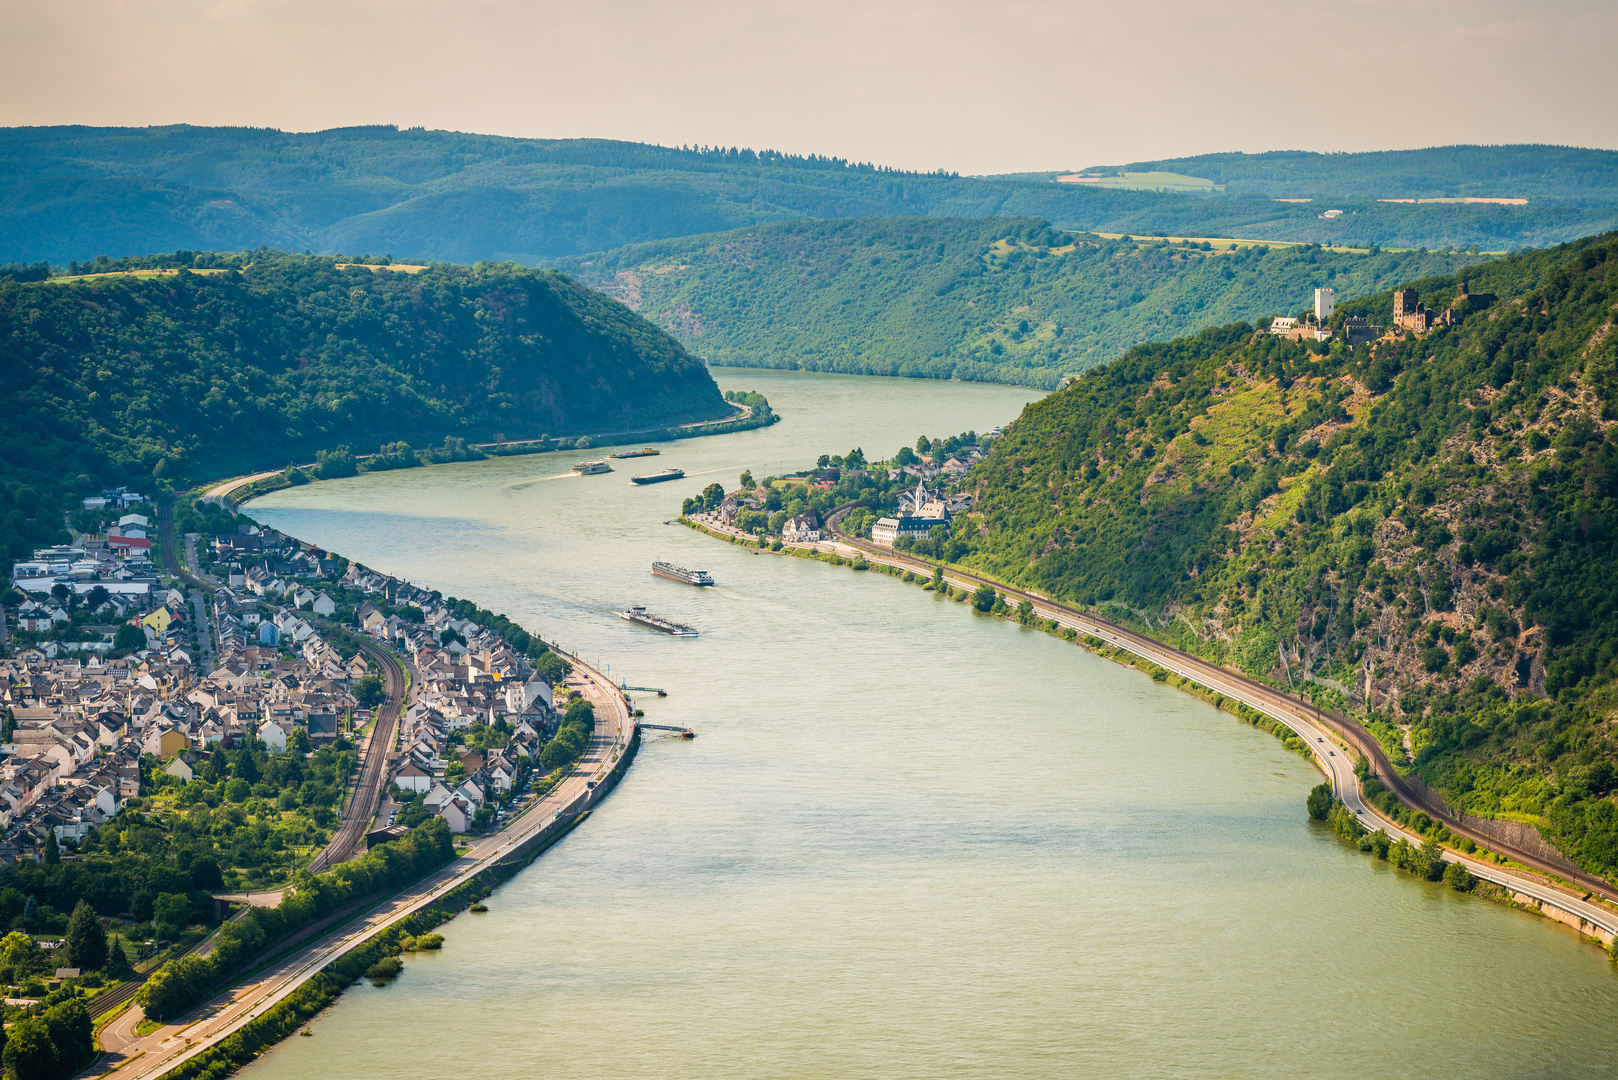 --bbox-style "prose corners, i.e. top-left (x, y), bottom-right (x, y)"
top-left (92, 655), bottom-right (635, 1080)
top-left (688, 510), bottom-right (1618, 950)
